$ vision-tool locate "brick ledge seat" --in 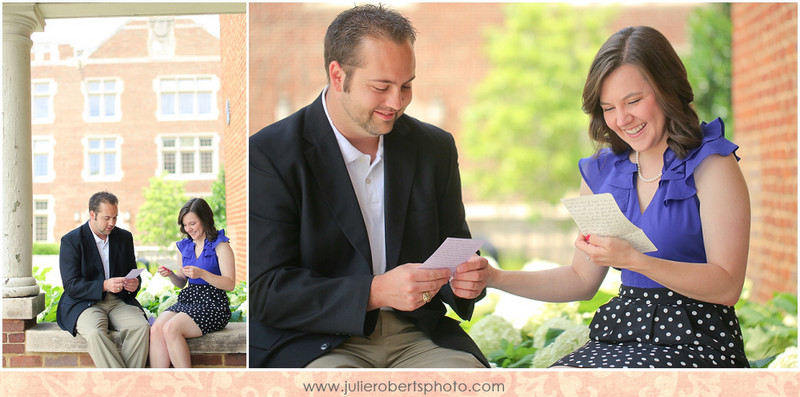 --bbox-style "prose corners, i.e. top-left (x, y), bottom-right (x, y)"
top-left (26, 322), bottom-right (246, 354)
